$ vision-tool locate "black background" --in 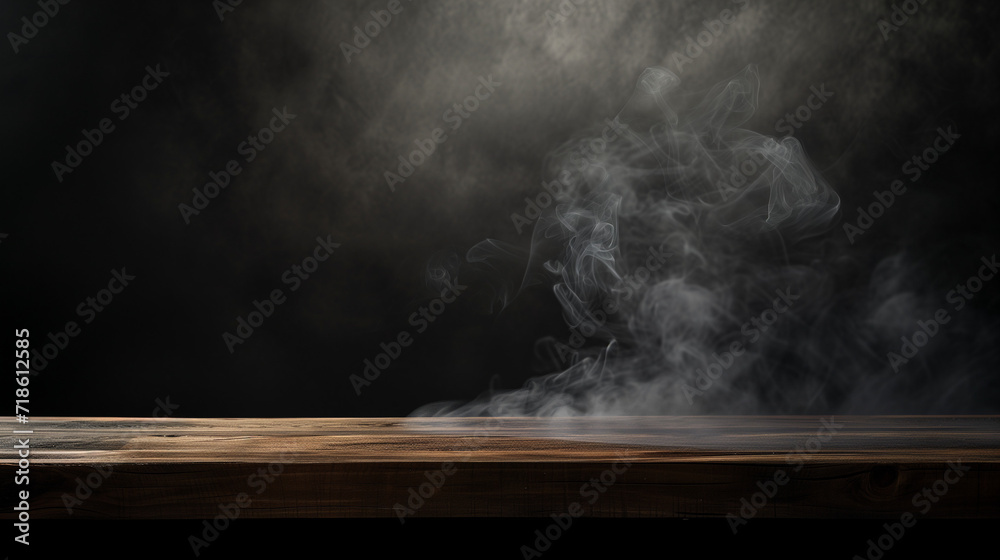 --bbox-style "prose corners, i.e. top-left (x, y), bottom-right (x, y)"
top-left (3, 0), bottom-right (1000, 418)
top-left (3, 0), bottom-right (1000, 556)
